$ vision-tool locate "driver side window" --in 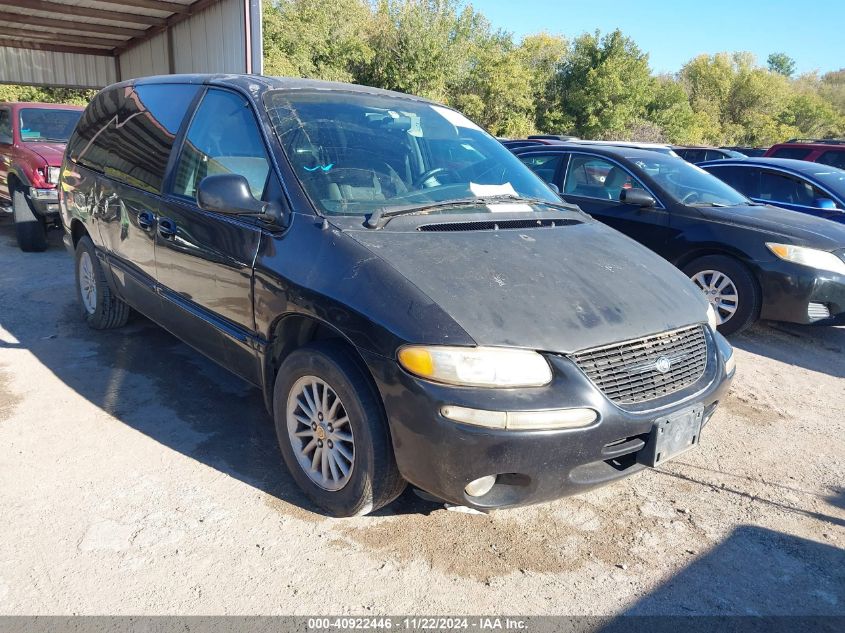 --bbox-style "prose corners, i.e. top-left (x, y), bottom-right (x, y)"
top-left (172, 89), bottom-right (271, 202)
top-left (563, 155), bottom-right (644, 201)
top-left (0, 109), bottom-right (11, 144)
